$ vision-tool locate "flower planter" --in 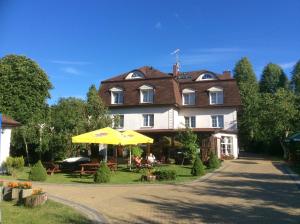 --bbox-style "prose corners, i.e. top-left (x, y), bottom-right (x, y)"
top-left (25, 193), bottom-right (48, 207)
top-left (21, 189), bottom-right (33, 198)
top-left (141, 175), bottom-right (156, 182)
top-left (3, 187), bottom-right (12, 201)
top-left (12, 188), bottom-right (22, 200)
